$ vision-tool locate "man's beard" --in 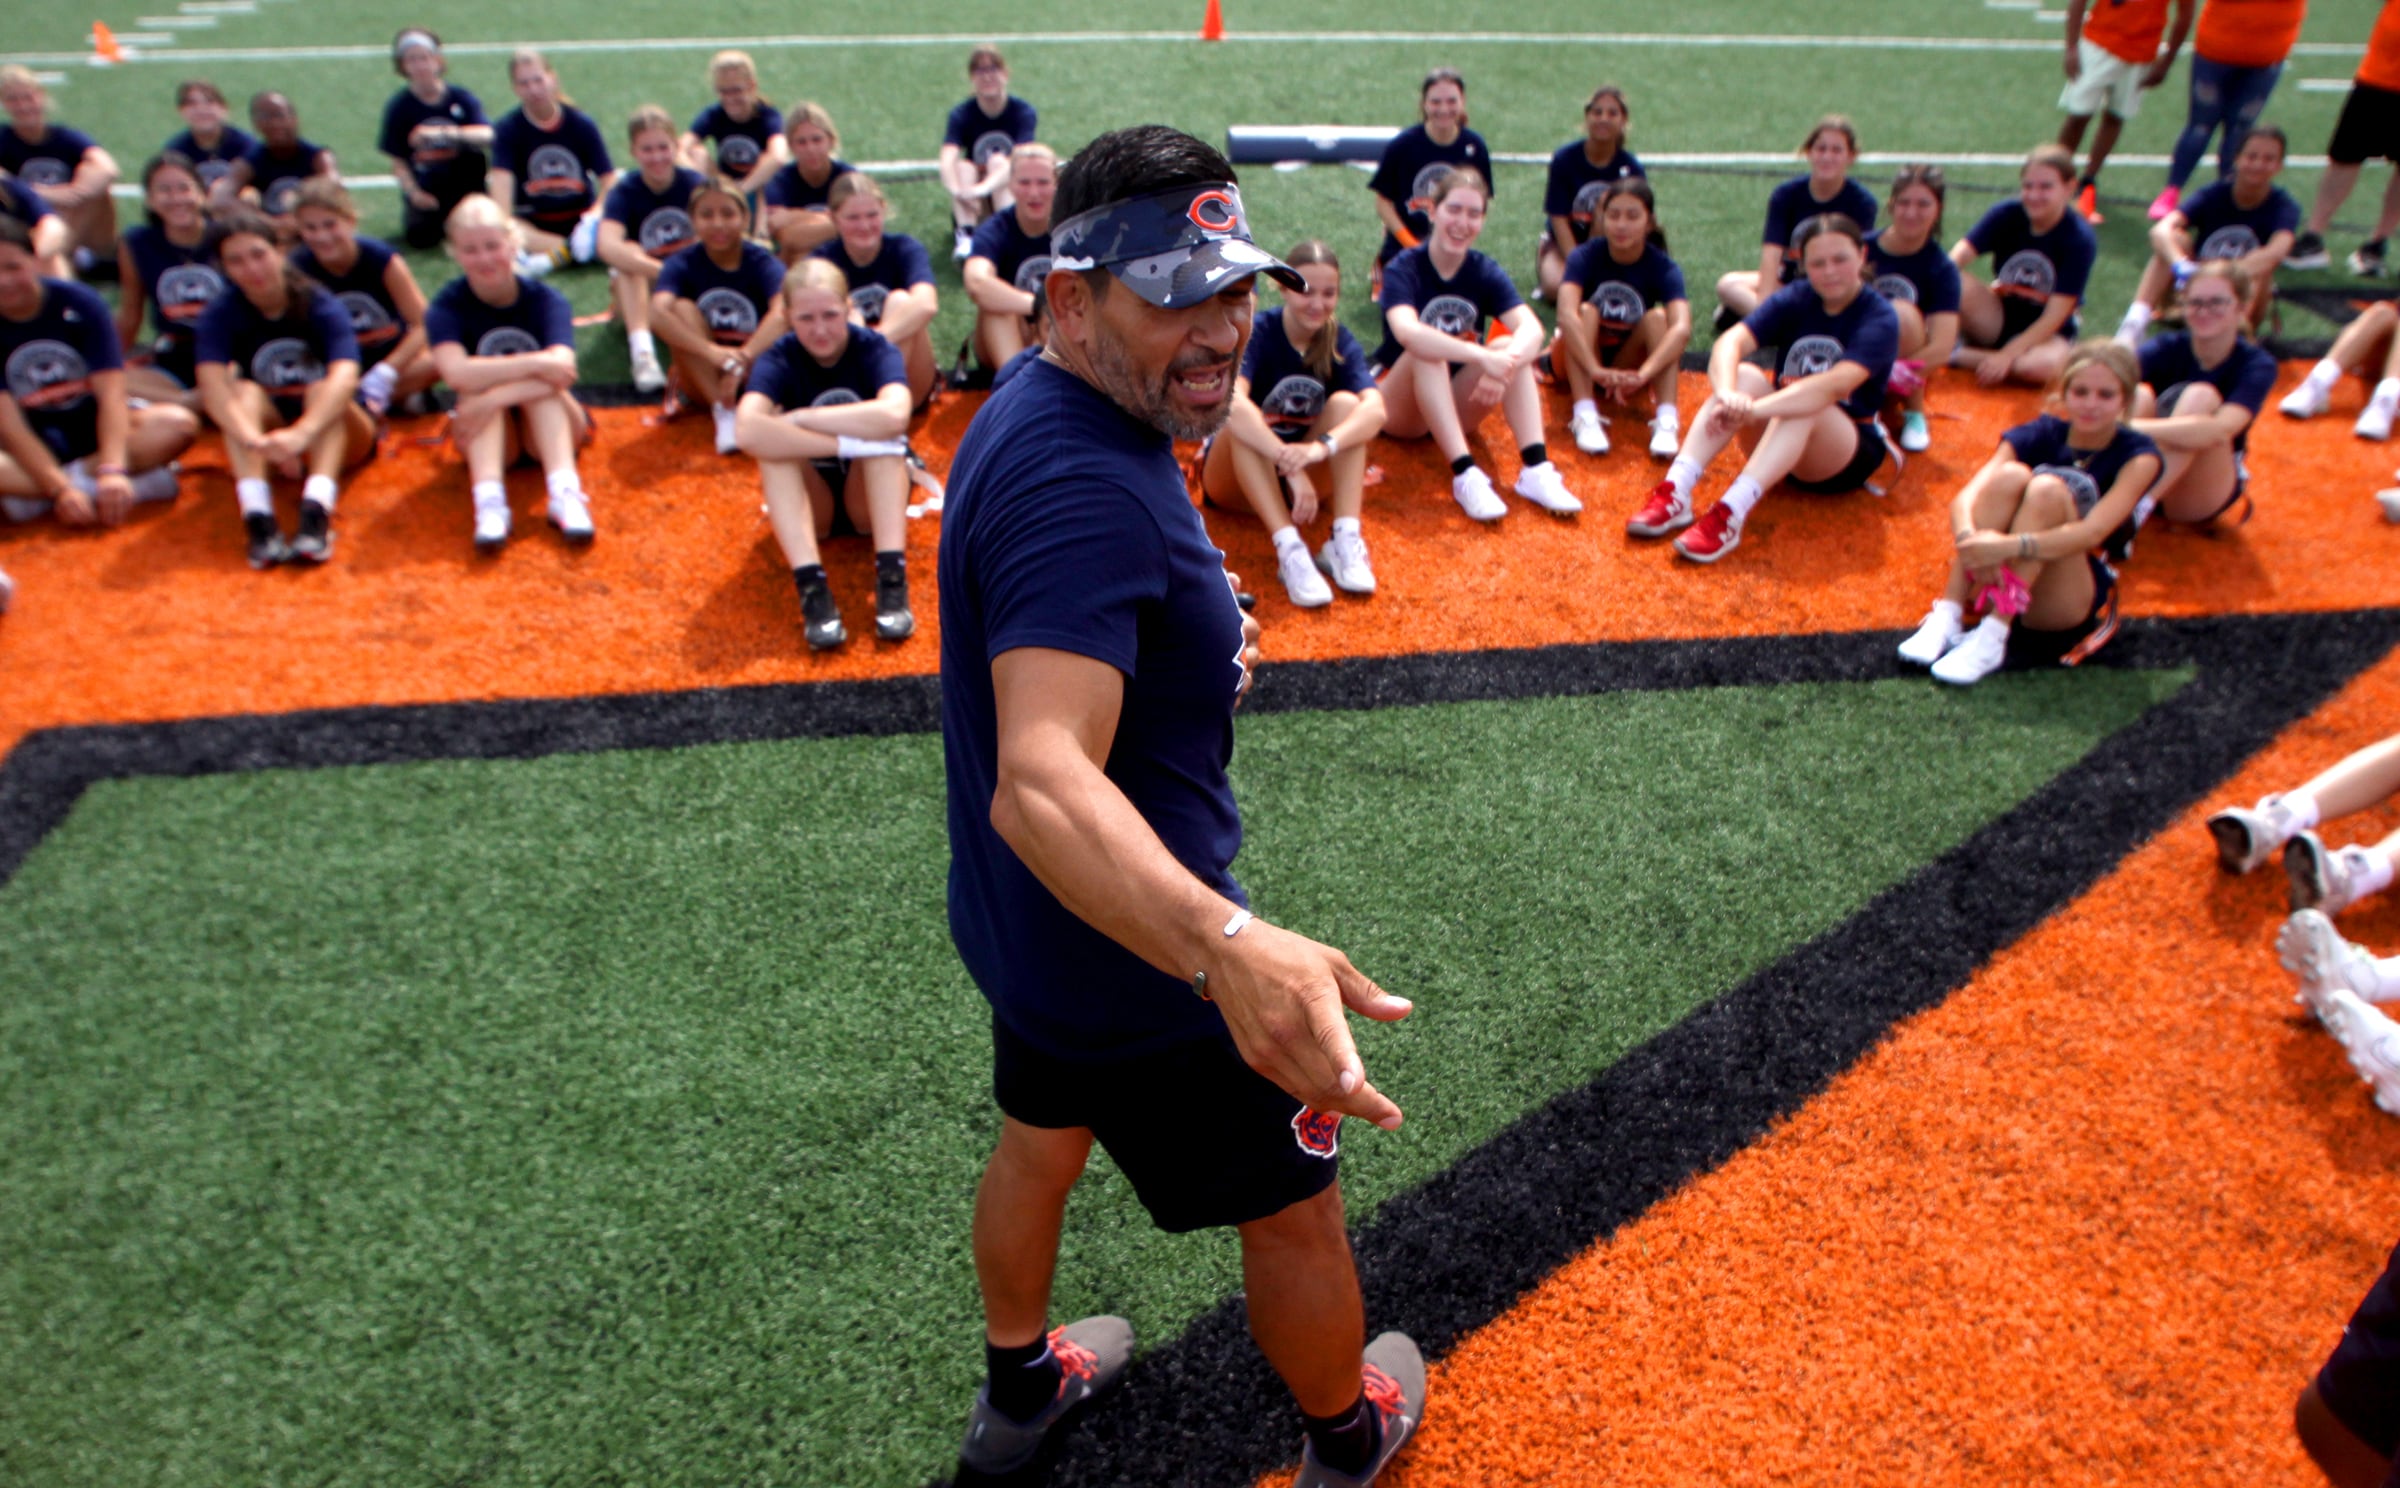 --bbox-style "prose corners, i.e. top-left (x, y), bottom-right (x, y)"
top-left (1085, 325), bottom-right (1233, 442)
